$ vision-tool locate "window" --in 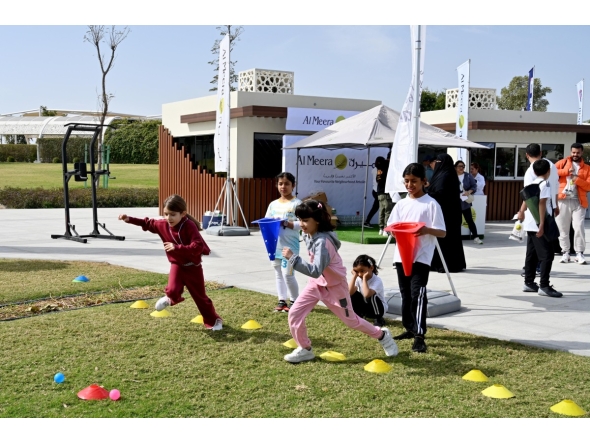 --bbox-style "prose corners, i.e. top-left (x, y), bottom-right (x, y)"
top-left (173, 134), bottom-right (222, 175)
top-left (495, 144), bottom-right (517, 178)
top-left (470, 144), bottom-right (495, 179)
top-left (253, 133), bottom-right (284, 178)
top-left (542, 144), bottom-right (565, 163)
